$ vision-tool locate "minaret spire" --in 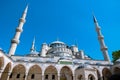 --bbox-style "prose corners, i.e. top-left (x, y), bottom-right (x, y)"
top-left (93, 15), bottom-right (110, 62)
top-left (30, 37), bottom-right (36, 52)
top-left (8, 5), bottom-right (28, 56)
